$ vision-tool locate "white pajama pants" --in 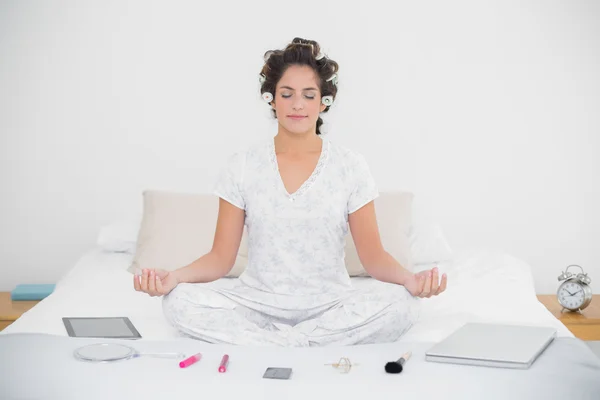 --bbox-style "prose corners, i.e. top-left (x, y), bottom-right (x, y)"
top-left (162, 279), bottom-right (420, 347)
